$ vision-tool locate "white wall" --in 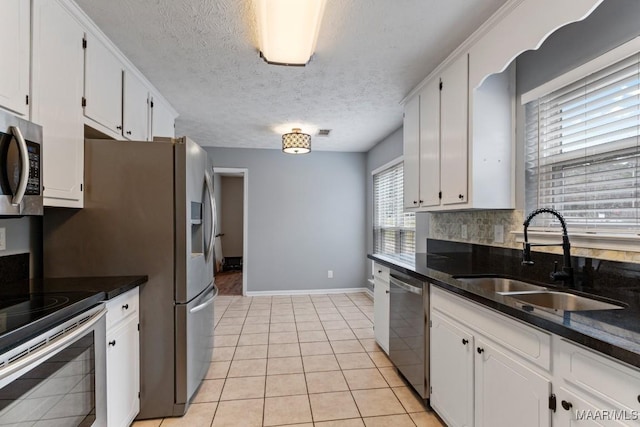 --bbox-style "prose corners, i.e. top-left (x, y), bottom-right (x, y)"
top-left (206, 147), bottom-right (367, 293)
top-left (220, 176), bottom-right (244, 257)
